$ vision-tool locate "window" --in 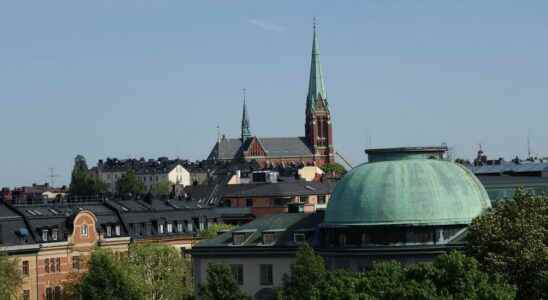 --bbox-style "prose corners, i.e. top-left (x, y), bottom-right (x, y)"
top-left (140, 223), bottom-right (146, 235)
top-left (177, 223), bottom-right (183, 233)
top-left (263, 233), bottom-right (275, 245)
top-left (233, 233), bottom-right (245, 245)
top-left (81, 224), bottom-right (88, 237)
top-left (51, 229), bottom-right (58, 241)
top-left (54, 257), bottom-right (61, 272)
top-left (129, 223), bottom-right (135, 234)
top-left (245, 199), bottom-right (253, 207)
top-left (46, 287), bottom-right (53, 300)
top-left (115, 225), bottom-right (121, 236)
top-left (318, 195), bottom-right (327, 205)
top-left (22, 260), bottom-right (29, 276)
top-left (167, 223), bottom-right (173, 233)
top-left (73, 256), bottom-right (80, 271)
top-left (158, 223), bottom-right (165, 234)
top-left (299, 196), bottom-right (309, 203)
top-left (260, 264), bottom-right (273, 285)
top-left (230, 264), bottom-right (244, 285)
top-left (54, 286), bottom-right (62, 300)
top-left (106, 225), bottom-right (112, 237)
top-left (45, 258), bottom-right (50, 273)
top-left (42, 229), bottom-right (49, 242)
top-left (294, 233), bottom-right (306, 244)
top-left (22, 290), bottom-right (30, 300)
